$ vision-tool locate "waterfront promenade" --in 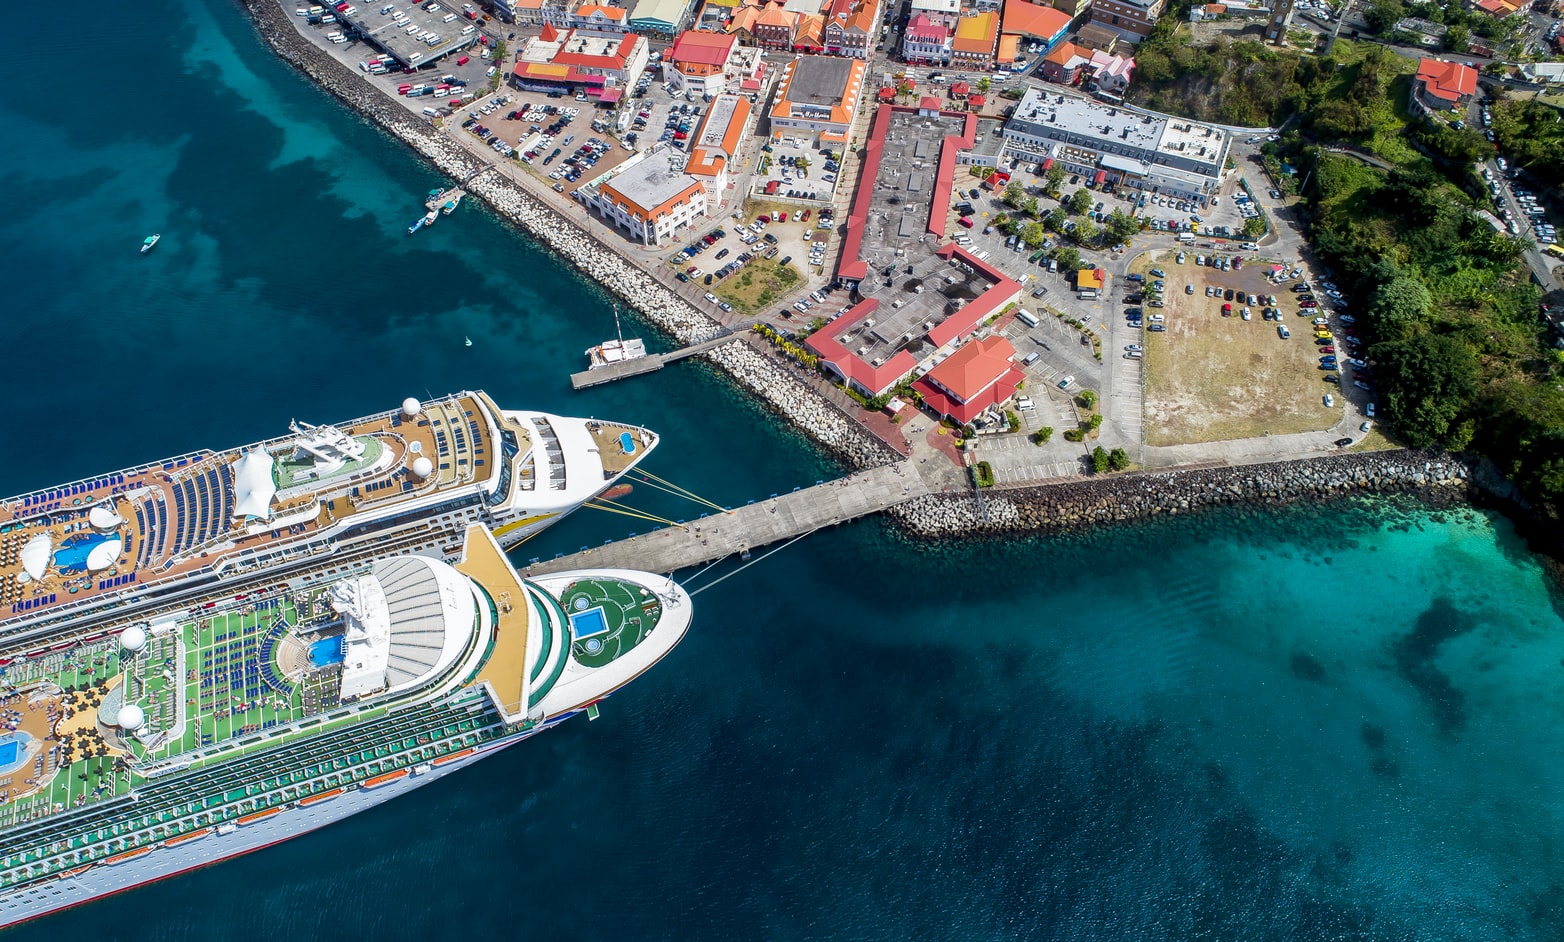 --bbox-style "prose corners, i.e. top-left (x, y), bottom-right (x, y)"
top-left (523, 461), bottom-right (928, 576)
